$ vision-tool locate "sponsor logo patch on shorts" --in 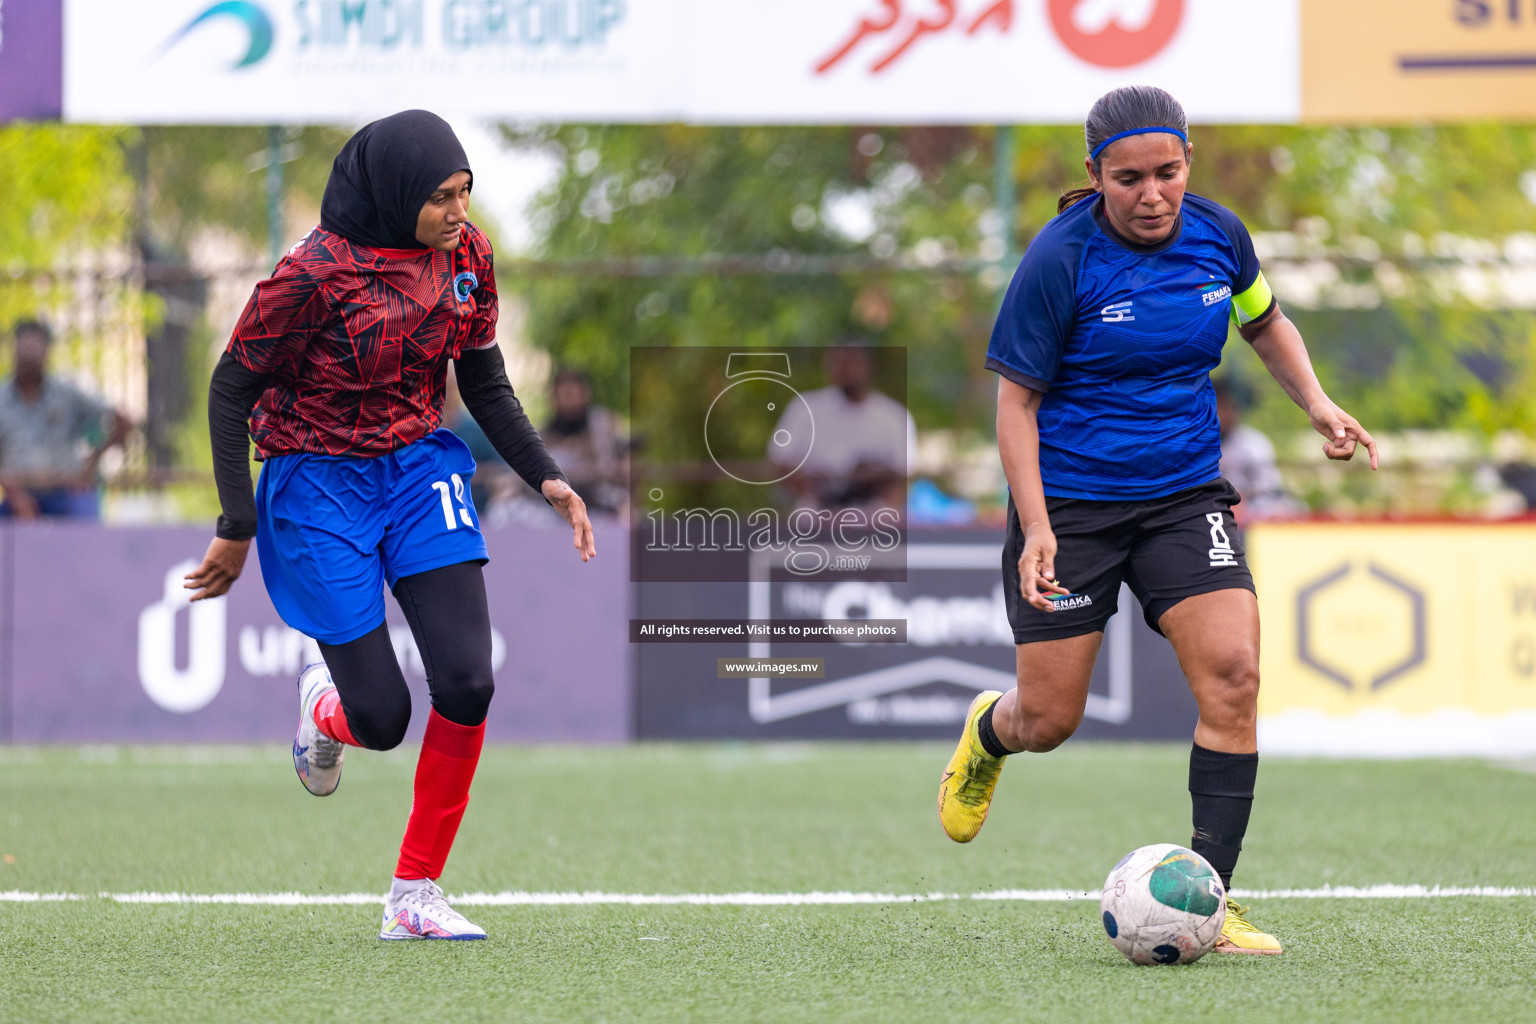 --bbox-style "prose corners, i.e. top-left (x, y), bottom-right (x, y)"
top-left (1048, 593), bottom-right (1094, 611)
top-left (1206, 512), bottom-right (1237, 567)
